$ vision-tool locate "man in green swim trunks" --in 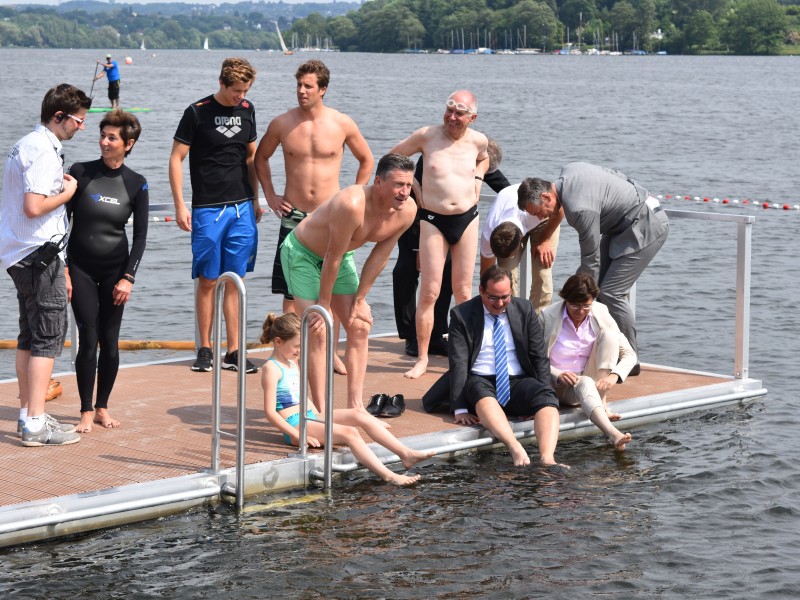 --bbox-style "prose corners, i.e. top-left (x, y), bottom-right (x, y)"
top-left (281, 153), bottom-right (417, 410)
